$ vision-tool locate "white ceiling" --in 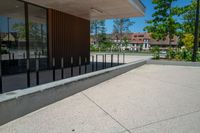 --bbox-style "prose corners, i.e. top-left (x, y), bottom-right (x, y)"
top-left (24, 0), bottom-right (145, 20)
